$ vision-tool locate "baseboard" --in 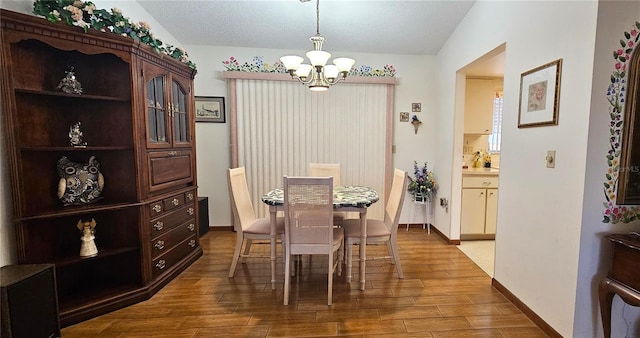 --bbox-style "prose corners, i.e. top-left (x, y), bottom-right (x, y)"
top-left (209, 226), bottom-right (234, 231)
top-left (405, 223), bottom-right (460, 245)
top-left (491, 278), bottom-right (562, 338)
